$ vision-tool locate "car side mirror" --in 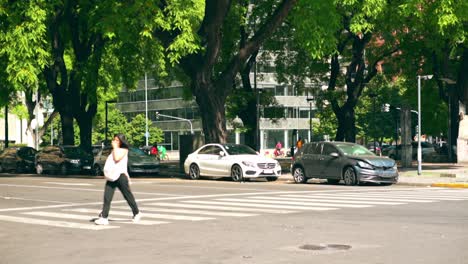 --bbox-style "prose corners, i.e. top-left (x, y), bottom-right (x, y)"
top-left (219, 151), bottom-right (226, 157)
top-left (330, 152), bottom-right (339, 158)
